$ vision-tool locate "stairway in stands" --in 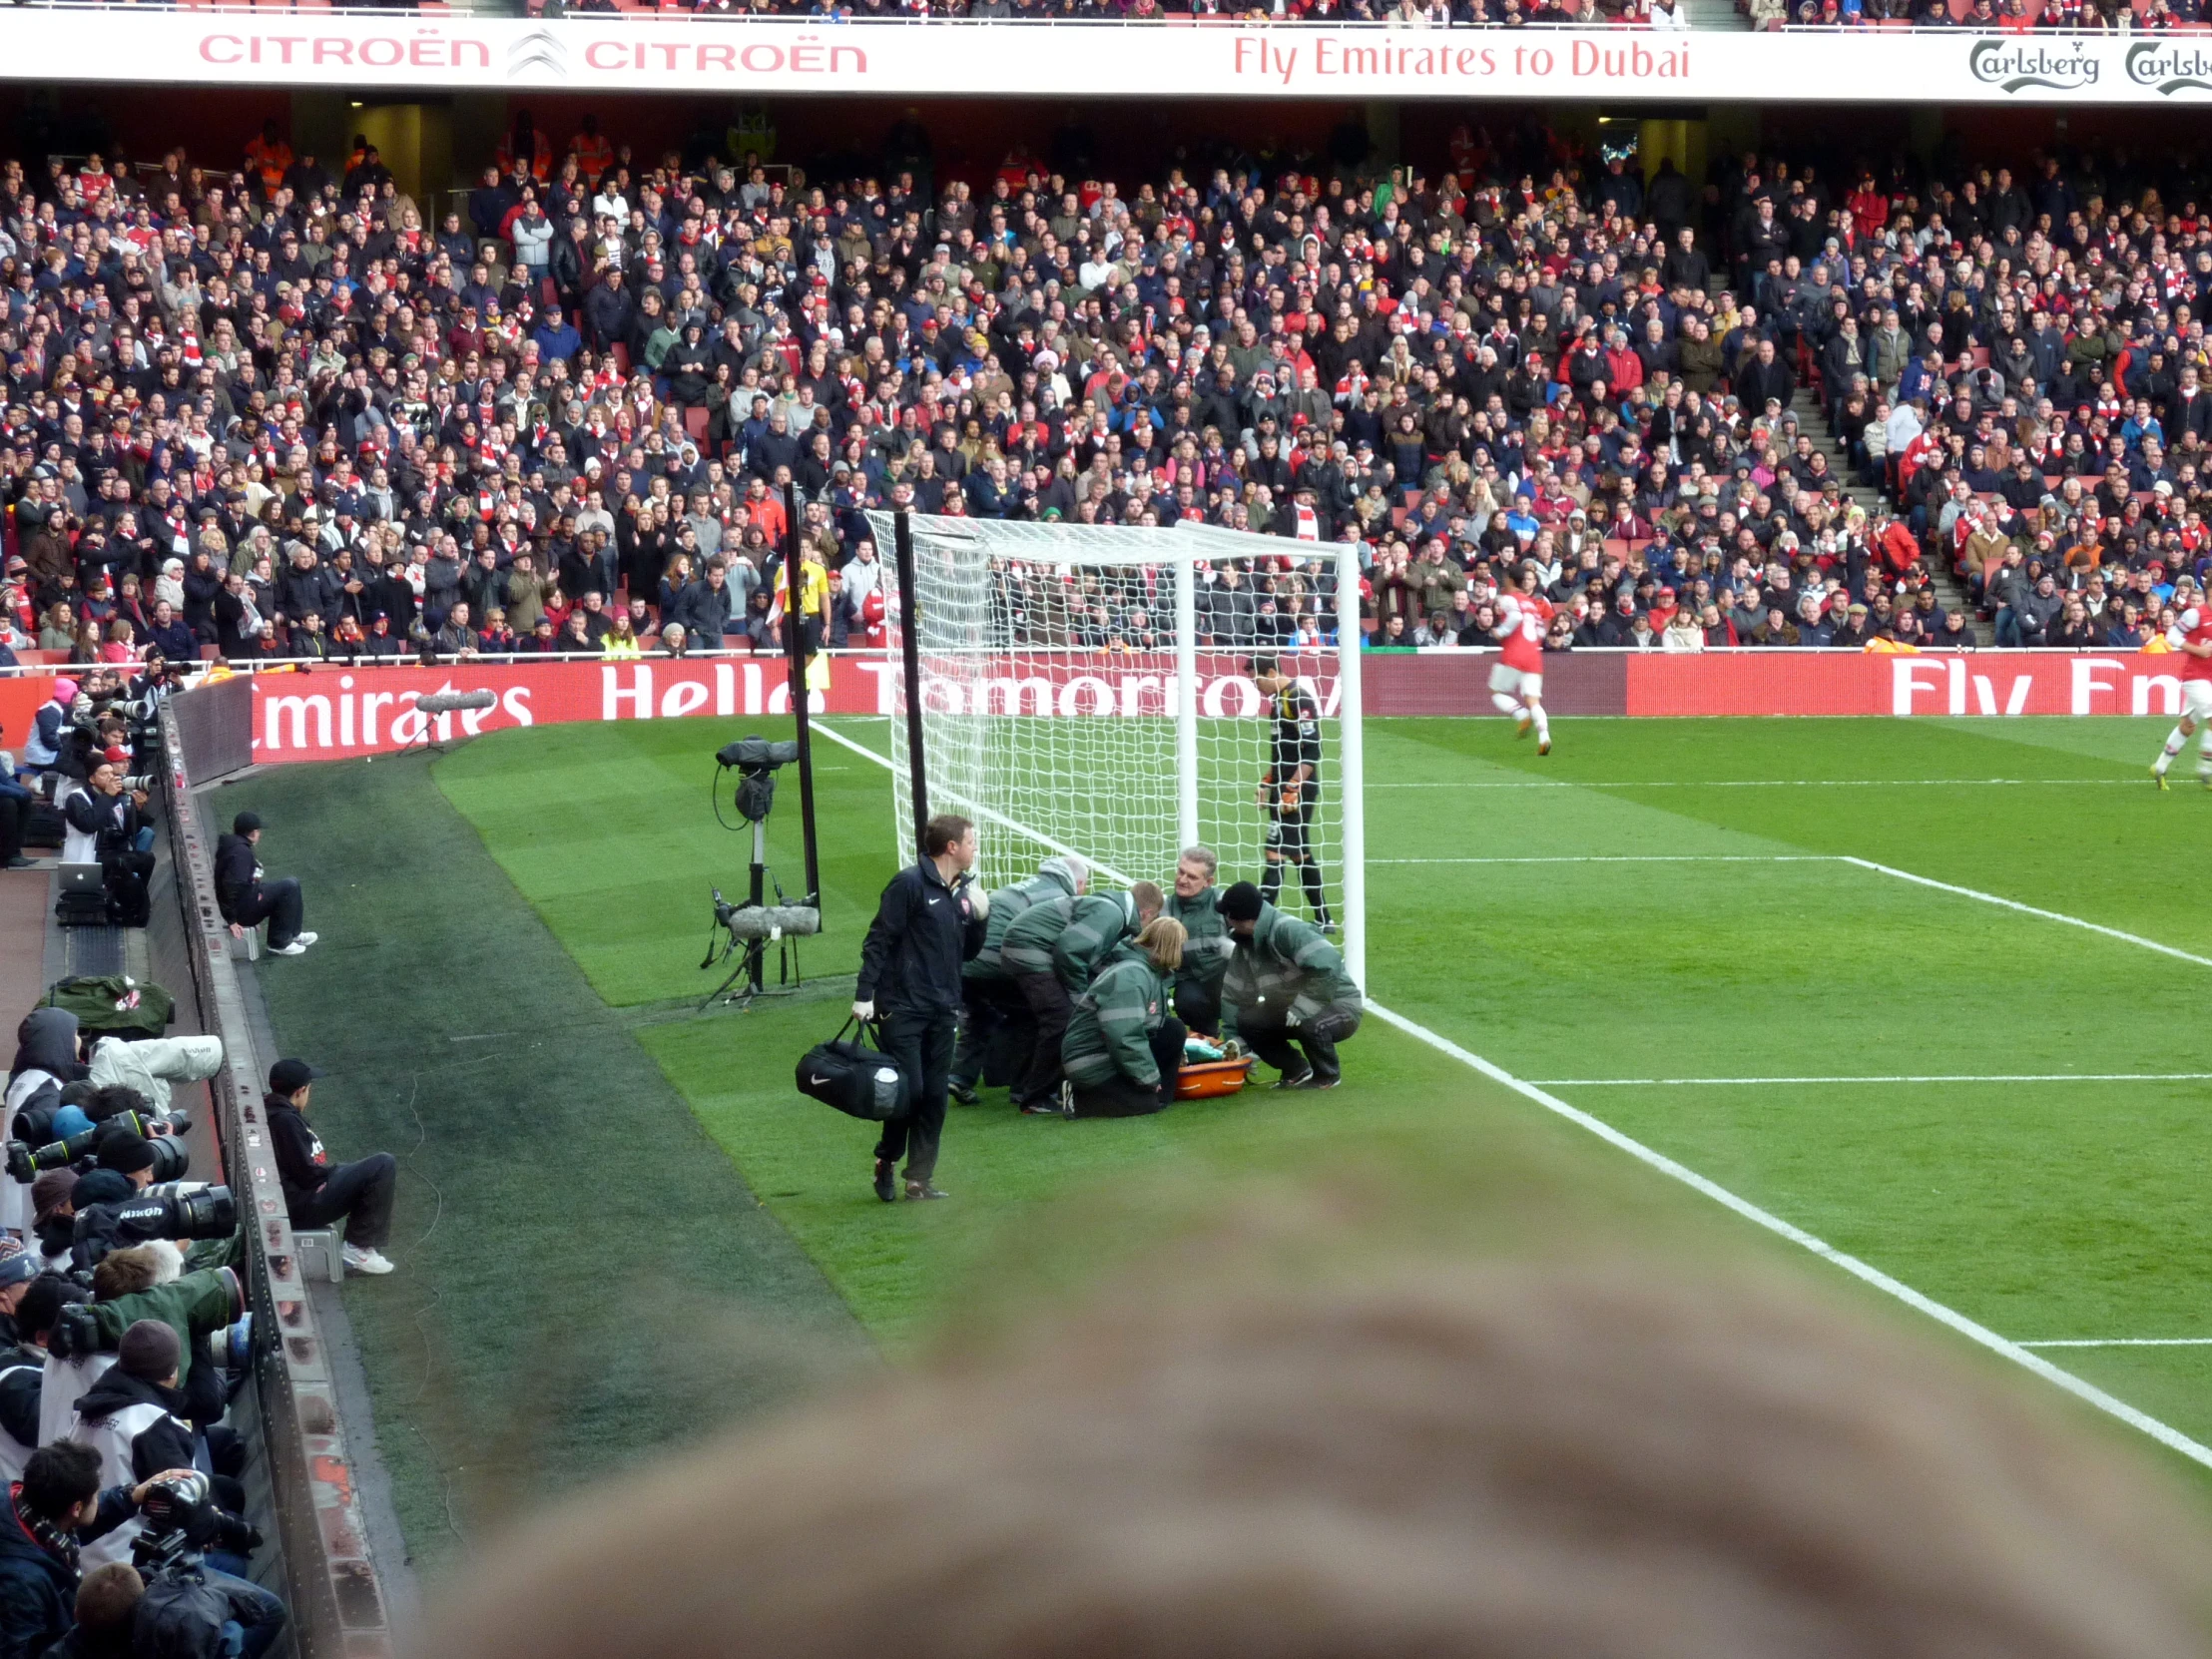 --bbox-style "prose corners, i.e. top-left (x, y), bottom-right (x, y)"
top-left (1697, 272), bottom-right (1985, 640)
top-left (1782, 386), bottom-right (1987, 642)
